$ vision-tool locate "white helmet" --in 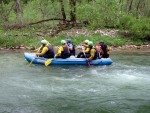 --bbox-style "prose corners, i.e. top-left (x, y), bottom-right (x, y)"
top-left (84, 39), bottom-right (89, 44)
top-left (41, 39), bottom-right (48, 45)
